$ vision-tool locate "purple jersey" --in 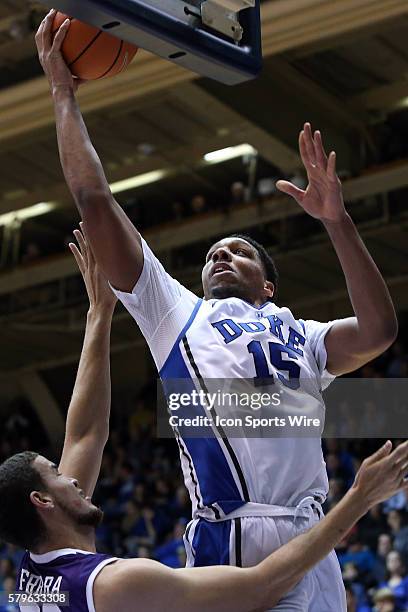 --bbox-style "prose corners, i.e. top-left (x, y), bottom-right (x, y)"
top-left (17, 548), bottom-right (117, 611)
